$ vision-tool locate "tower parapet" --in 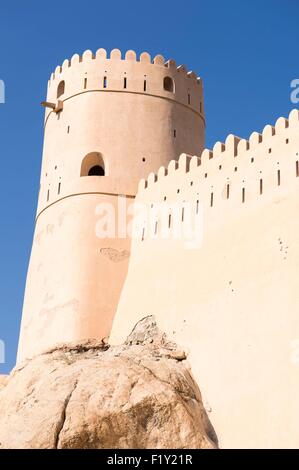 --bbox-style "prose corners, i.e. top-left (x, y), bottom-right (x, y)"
top-left (37, 48), bottom-right (205, 216)
top-left (47, 48), bottom-right (203, 115)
